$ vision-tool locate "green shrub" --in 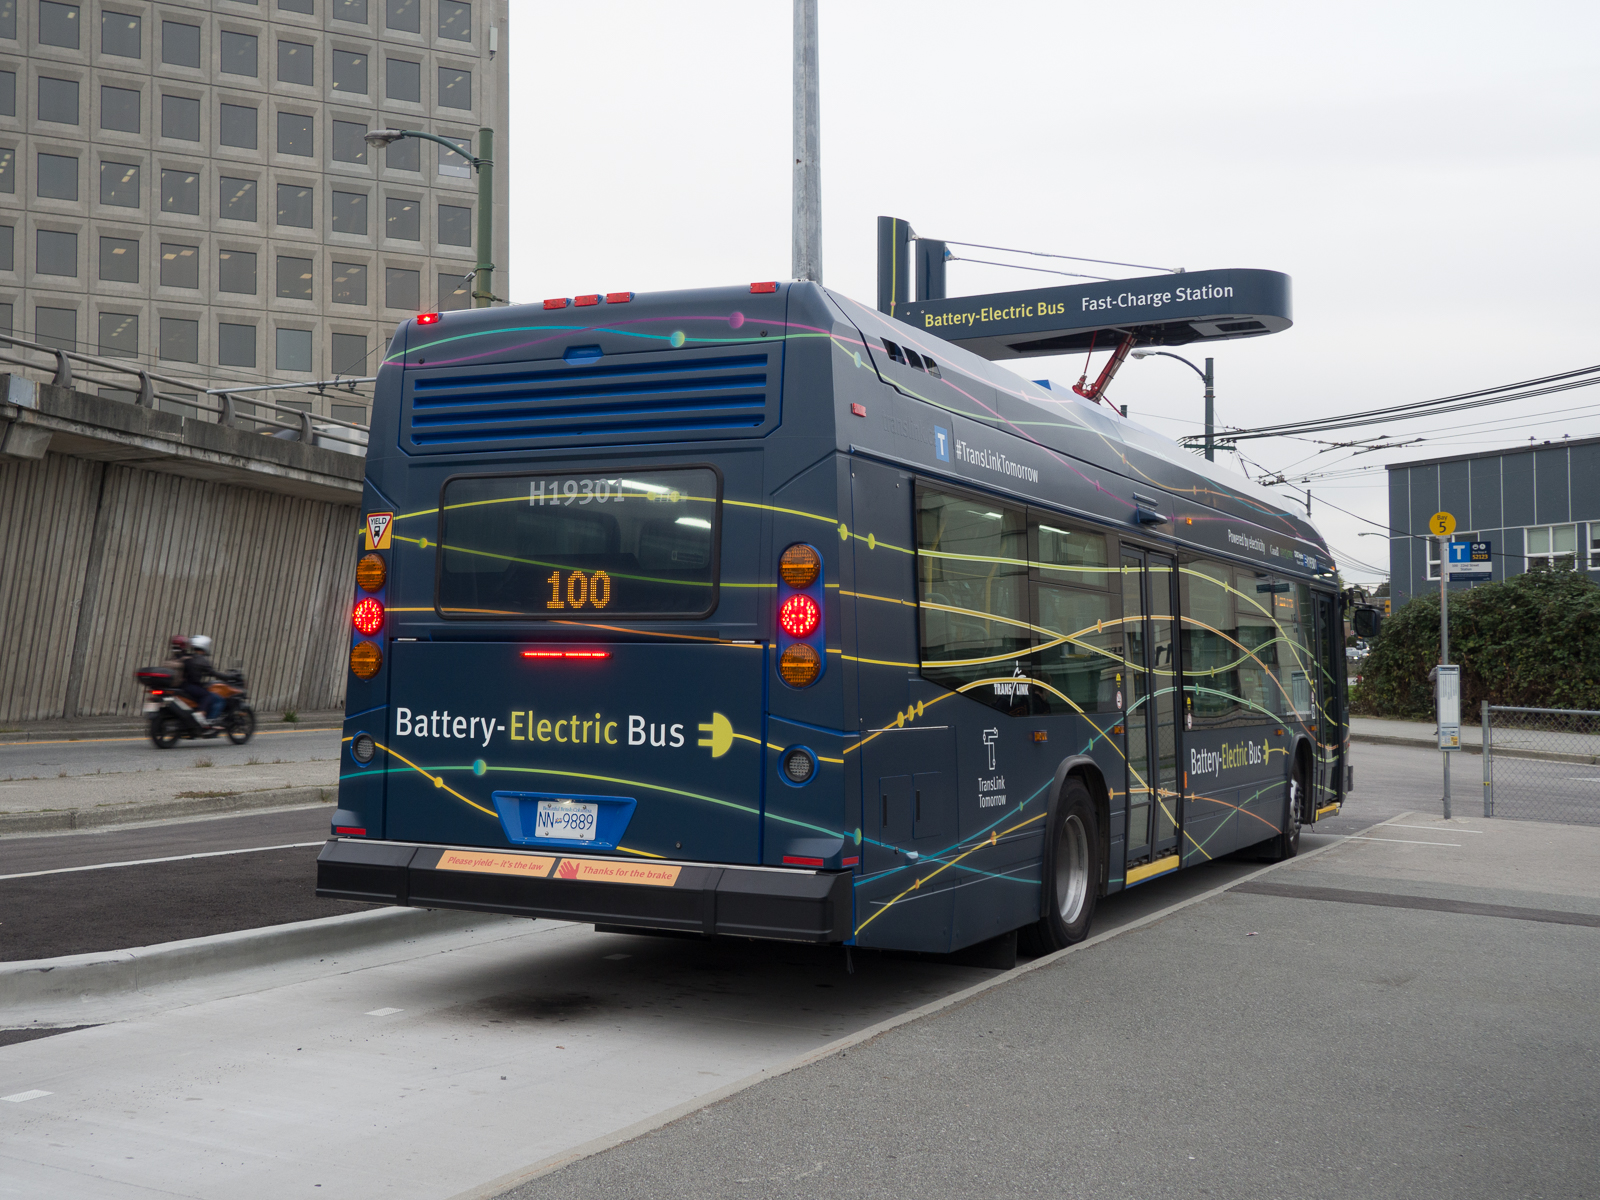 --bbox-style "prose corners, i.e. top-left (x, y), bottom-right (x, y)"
top-left (1352, 568), bottom-right (1600, 718)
